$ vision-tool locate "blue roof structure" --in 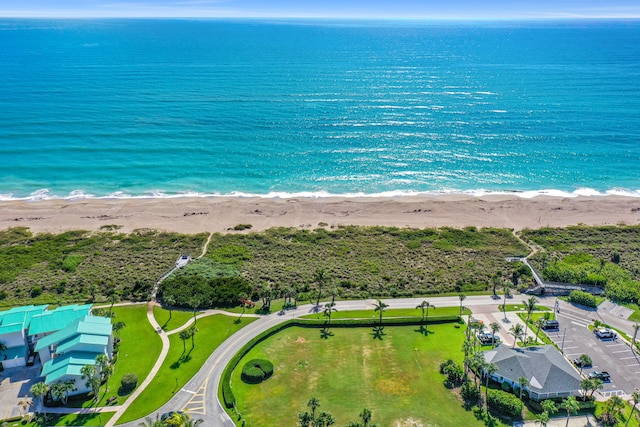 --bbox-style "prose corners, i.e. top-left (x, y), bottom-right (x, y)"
top-left (29, 304), bottom-right (92, 336)
top-left (36, 315), bottom-right (112, 352)
top-left (1, 345), bottom-right (27, 360)
top-left (41, 351), bottom-right (99, 384)
top-left (0, 305), bottom-right (48, 330)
